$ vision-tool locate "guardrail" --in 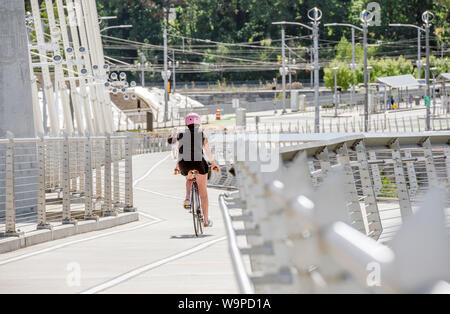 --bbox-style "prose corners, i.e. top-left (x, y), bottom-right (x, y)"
top-left (246, 112), bottom-right (450, 134)
top-left (220, 132), bottom-right (450, 293)
top-left (0, 132), bottom-right (170, 237)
